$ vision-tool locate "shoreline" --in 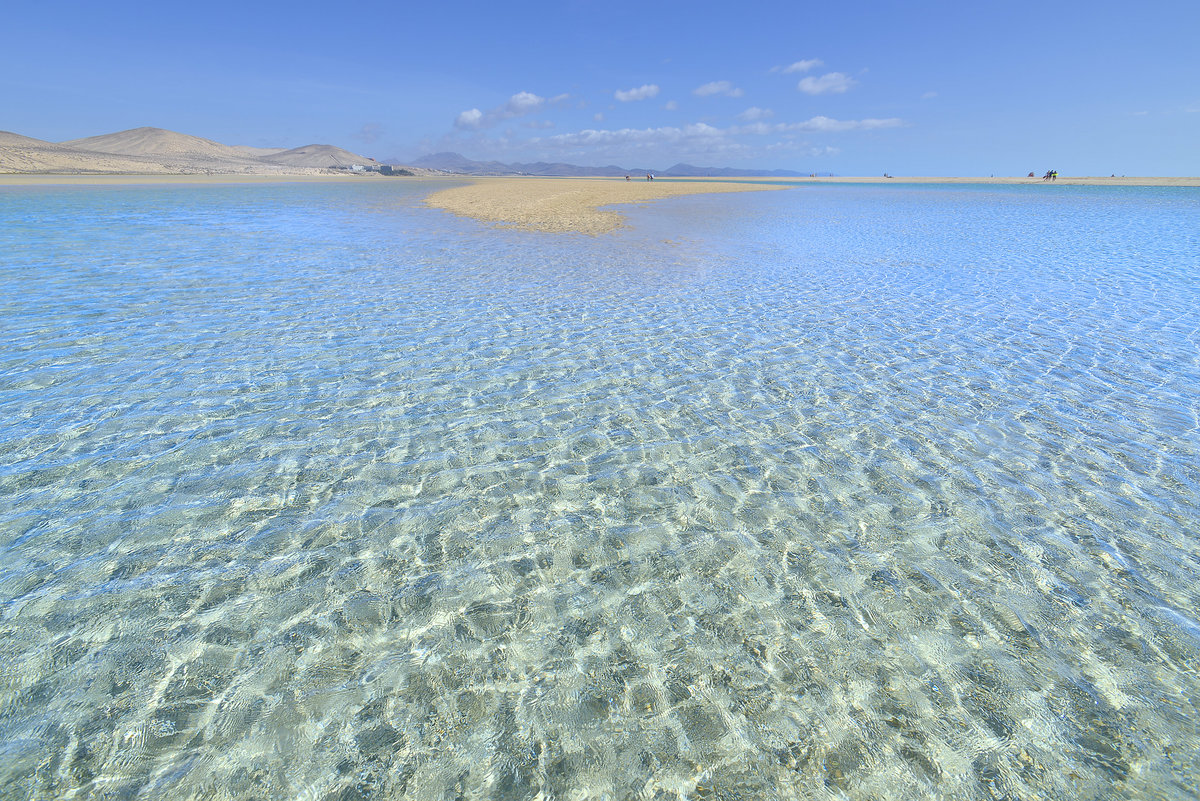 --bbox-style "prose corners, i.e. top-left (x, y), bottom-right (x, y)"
top-left (2, 173), bottom-right (1195, 188)
top-left (672, 175), bottom-right (1200, 187)
top-left (5, 172), bottom-right (1196, 235)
